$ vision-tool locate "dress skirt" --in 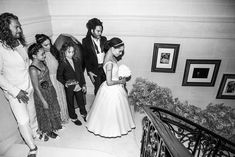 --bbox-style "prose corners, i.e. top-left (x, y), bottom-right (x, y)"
top-left (50, 74), bottom-right (69, 123)
top-left (86, 82), bottom-right (135, 138)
